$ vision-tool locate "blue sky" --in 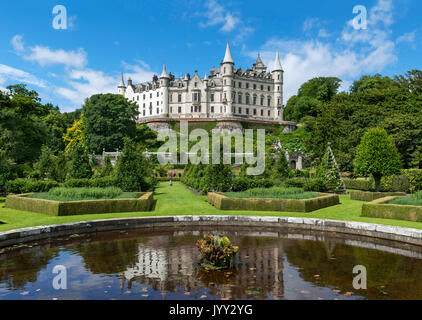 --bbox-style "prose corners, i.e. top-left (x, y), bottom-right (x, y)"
top-left (0, 0), bottom-right (420, 112)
